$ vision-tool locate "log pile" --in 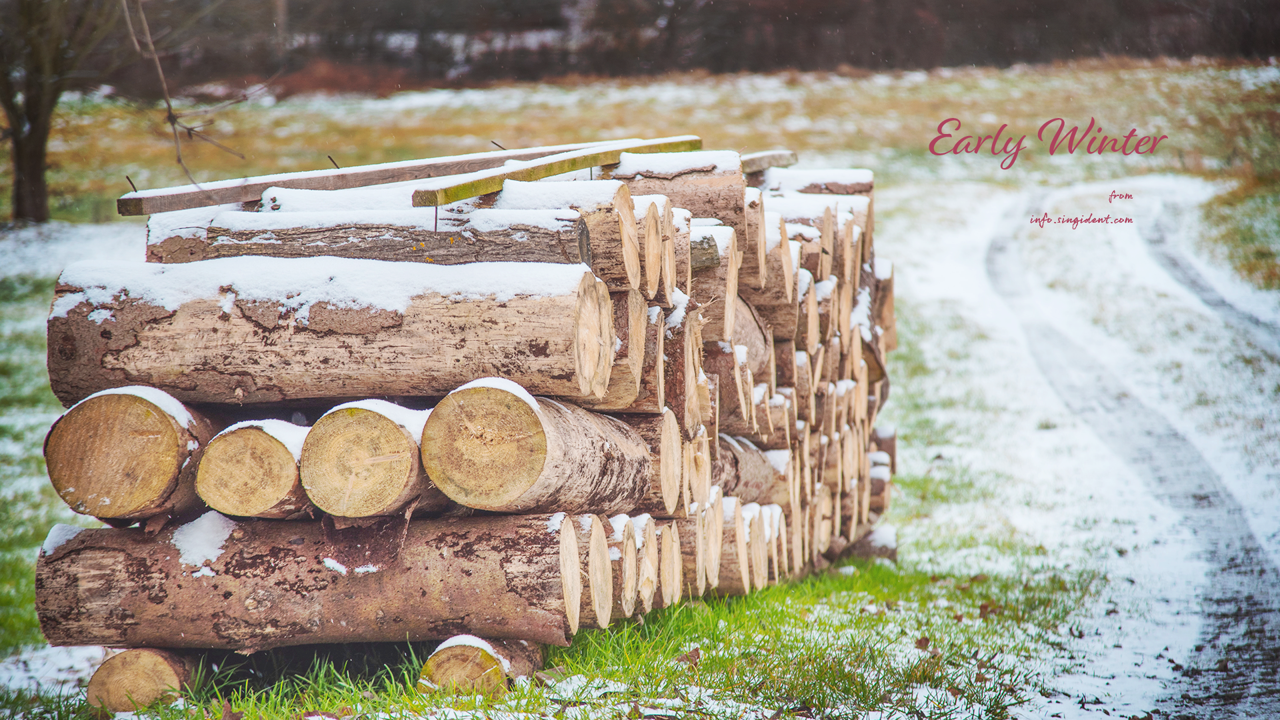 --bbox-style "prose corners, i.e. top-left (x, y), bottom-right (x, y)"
top-left (39, 138), bottom-right (899, 709)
